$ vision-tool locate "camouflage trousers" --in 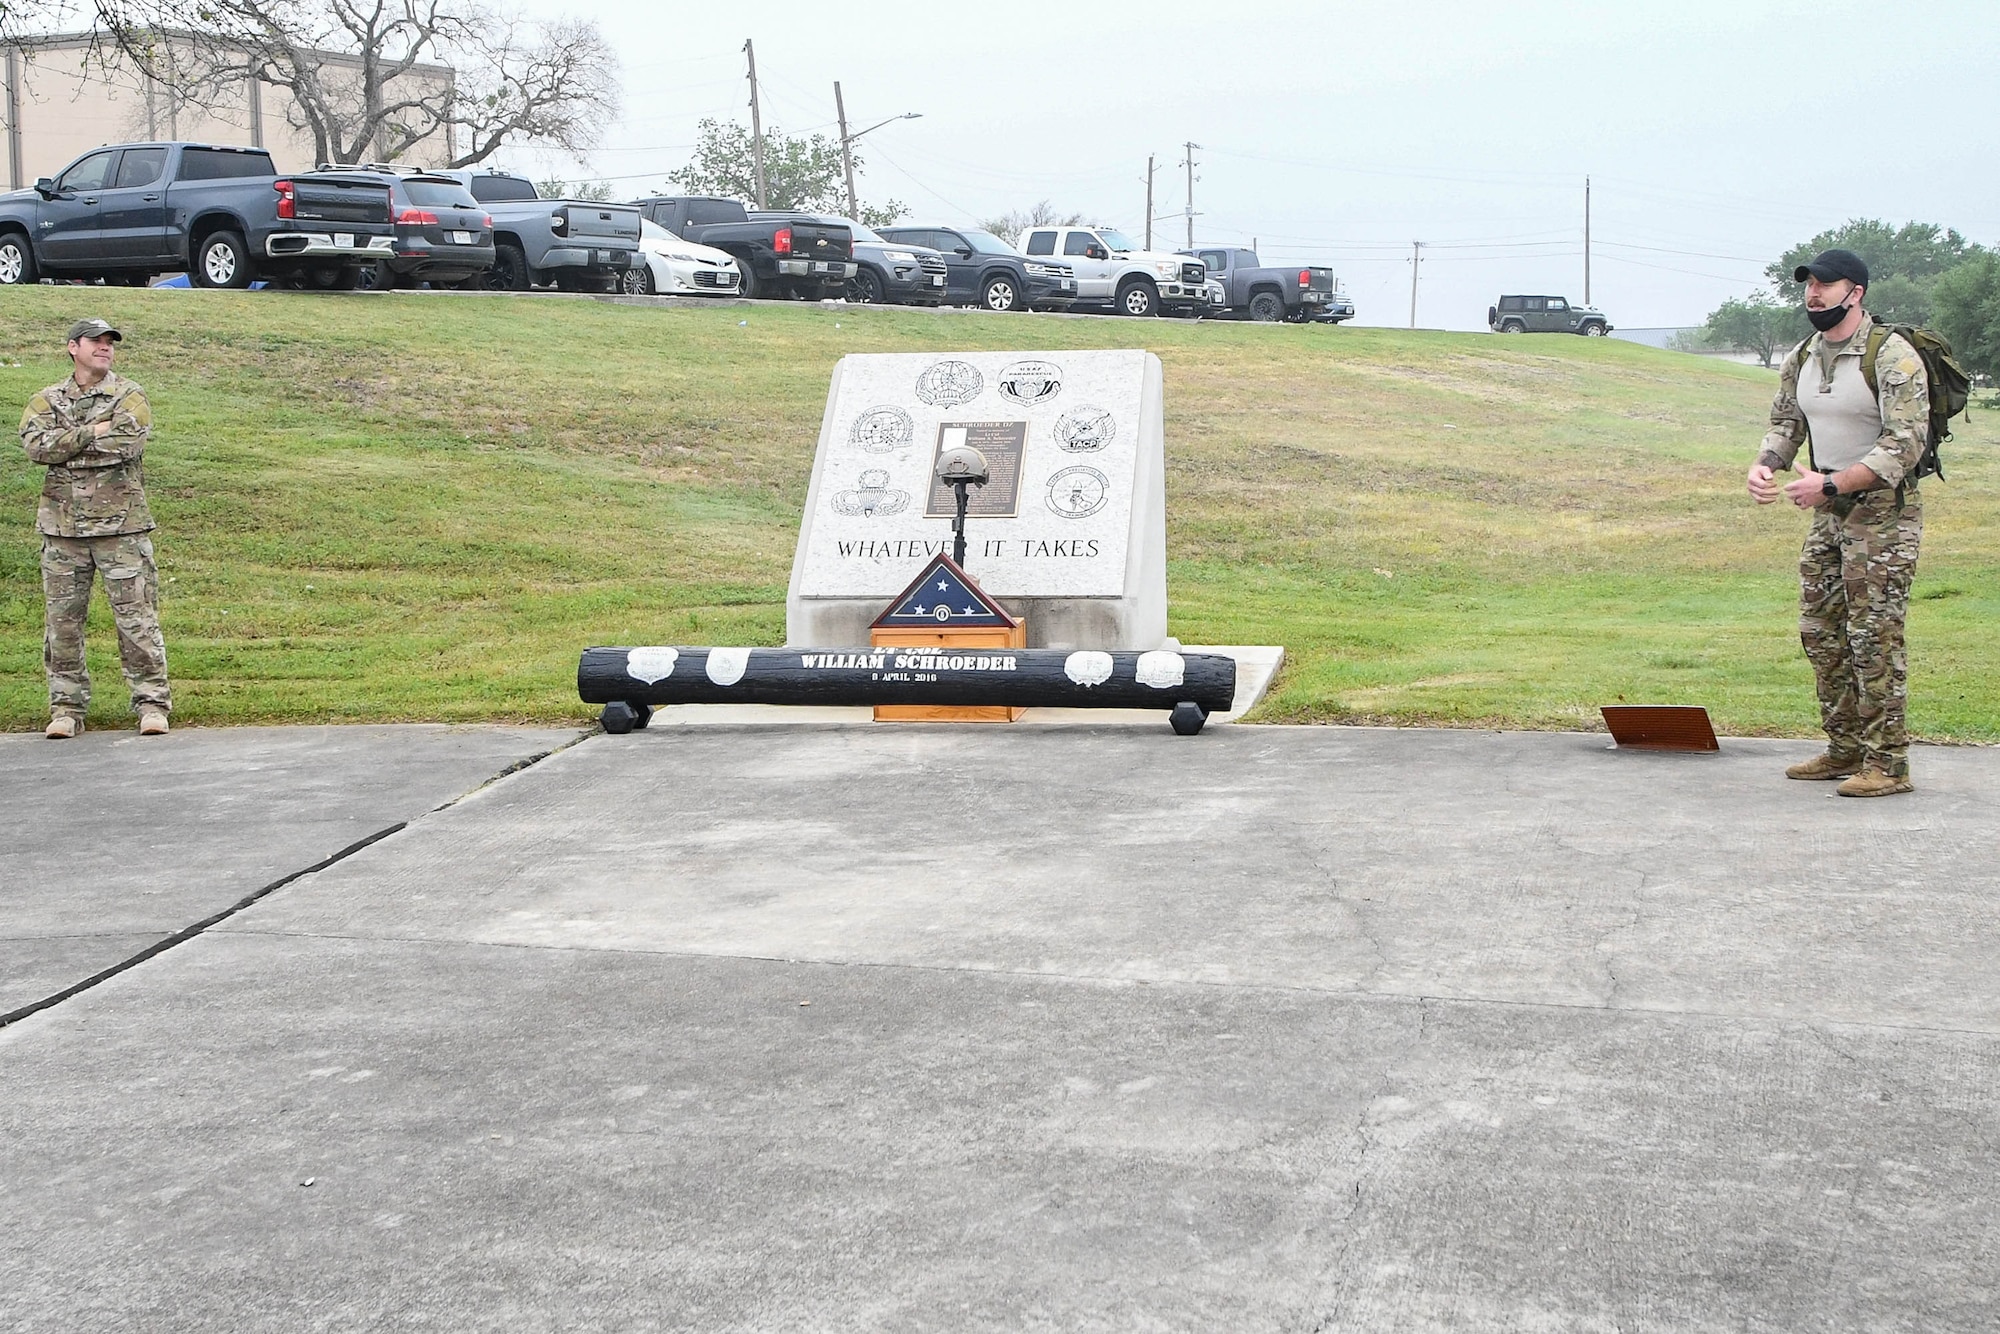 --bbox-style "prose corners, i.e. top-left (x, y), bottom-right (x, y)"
top-left (41, 532), bottom-right (170, 718)
top-left (1798, 489), bottom-right (1921, 776)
